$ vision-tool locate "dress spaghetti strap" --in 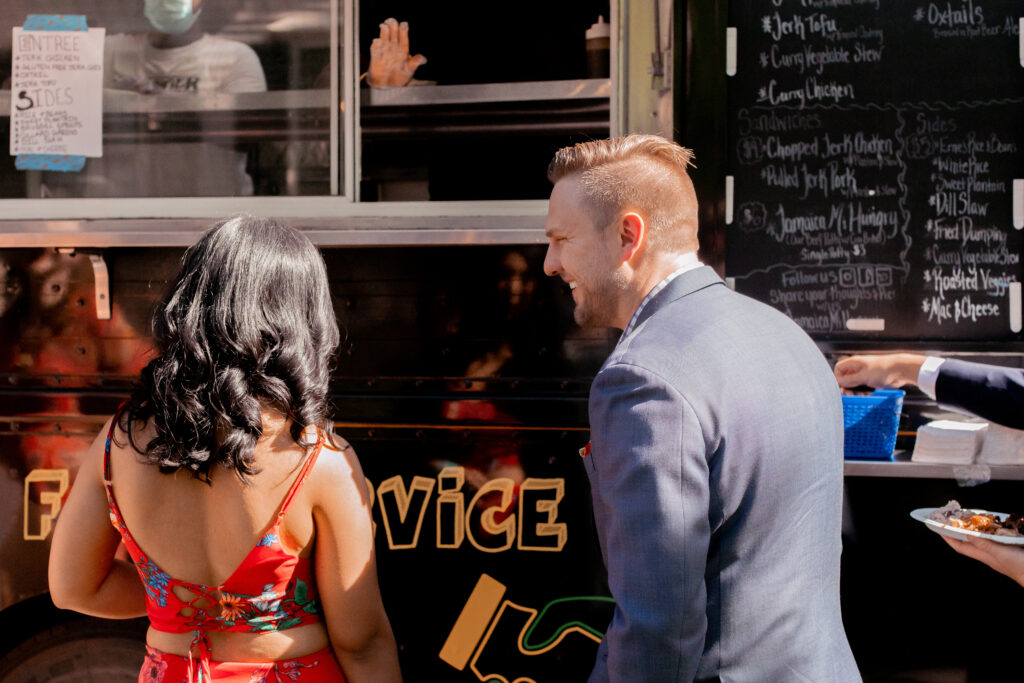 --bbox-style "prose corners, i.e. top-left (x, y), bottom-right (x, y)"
top-left (276, 427), bottom-right (325, 521)
top-left (102, 407), bottom-right (121, 485)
